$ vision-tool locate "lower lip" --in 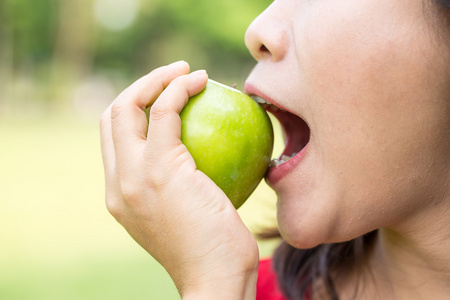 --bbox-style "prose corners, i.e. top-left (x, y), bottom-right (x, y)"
top-left (266, 144), bottom-right (309, 186)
